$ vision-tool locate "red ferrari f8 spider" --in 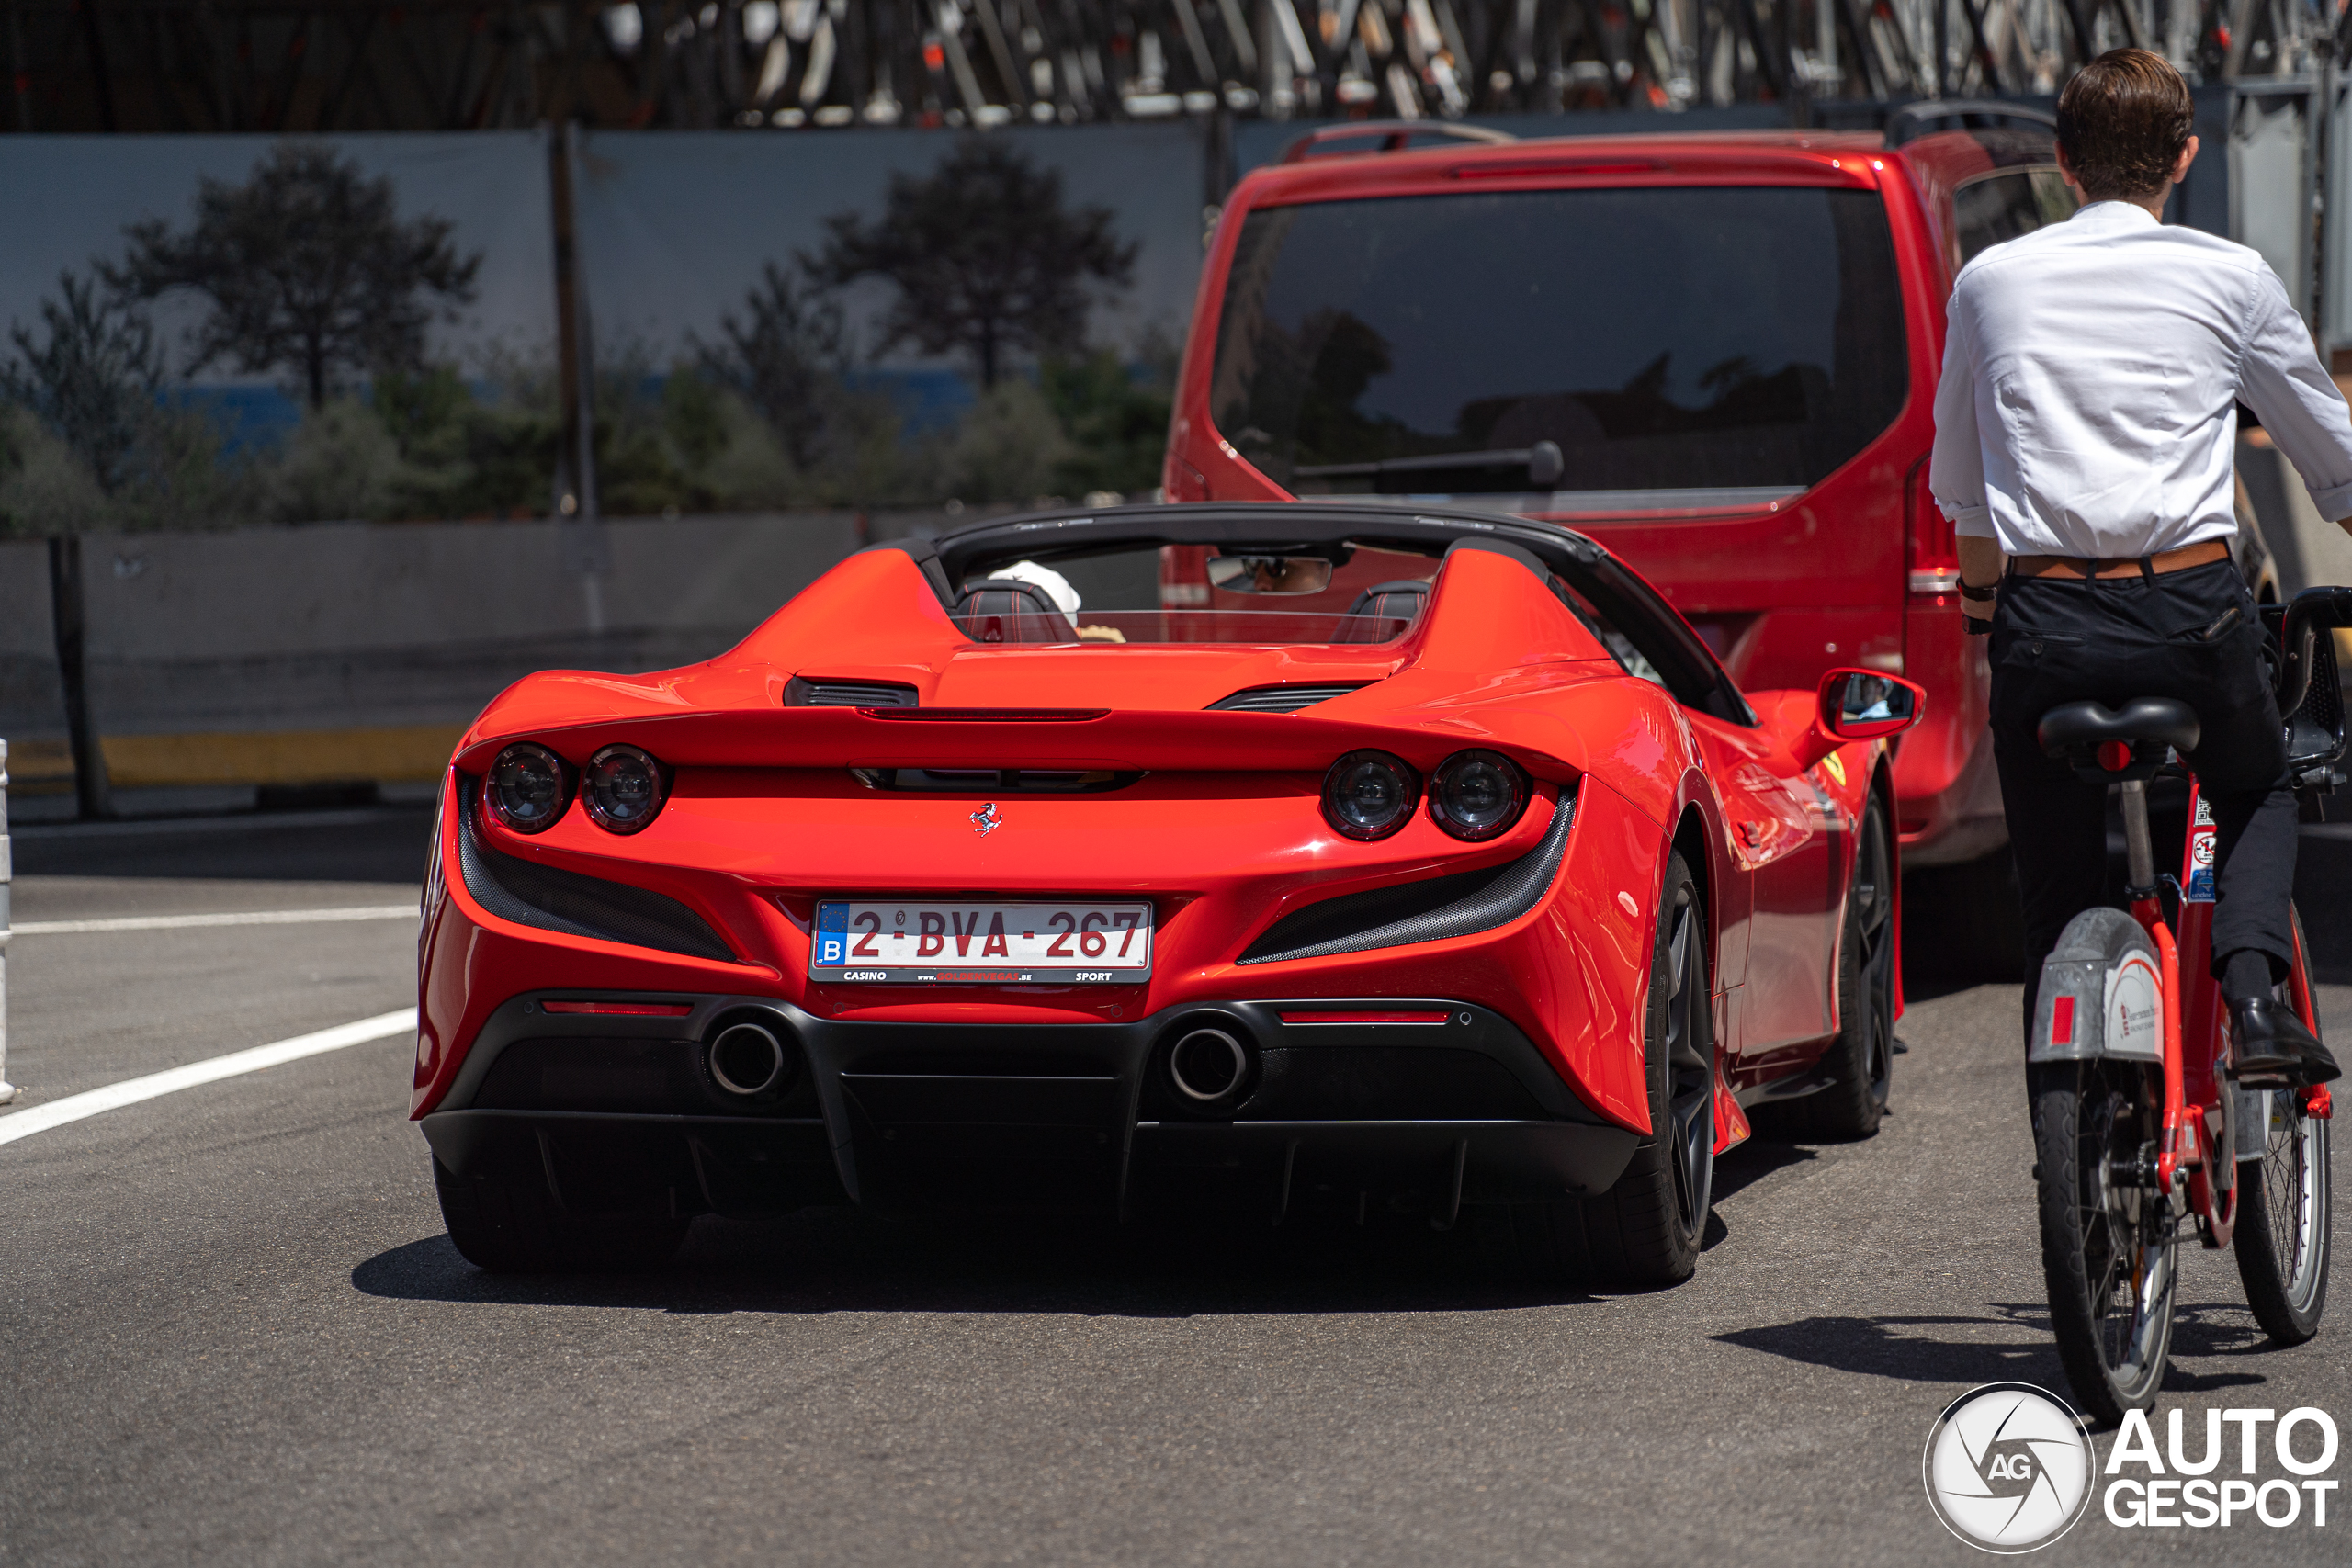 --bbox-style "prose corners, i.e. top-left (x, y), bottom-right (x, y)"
top-left (414, 503), bottom-right (1923, 1280)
